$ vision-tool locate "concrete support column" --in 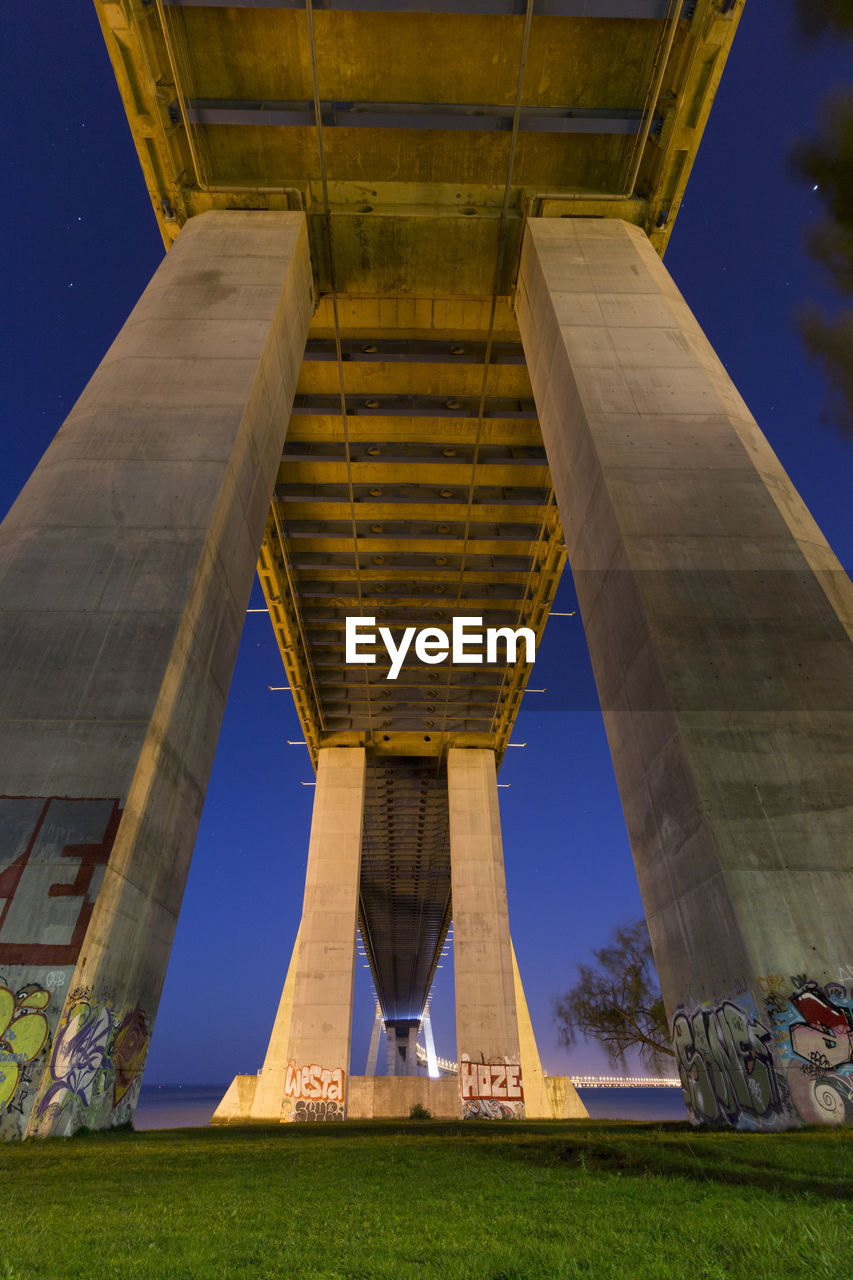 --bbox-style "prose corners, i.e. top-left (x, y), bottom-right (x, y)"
top-left (384, 1022), bottom-right (418, 1076)
top-left (366, 1001), bottom-right (383, 1076)
top-left (517, 217), bottom-right (853, 1129)
top-left (282, 747), bottom-right (365, 1121)
top-left (385, 1025), bottom-right (400, 1076)
top-left (448, 747), bottom-right (524, 1118)
top-left (0, 211), bottom-right (312, 1138)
